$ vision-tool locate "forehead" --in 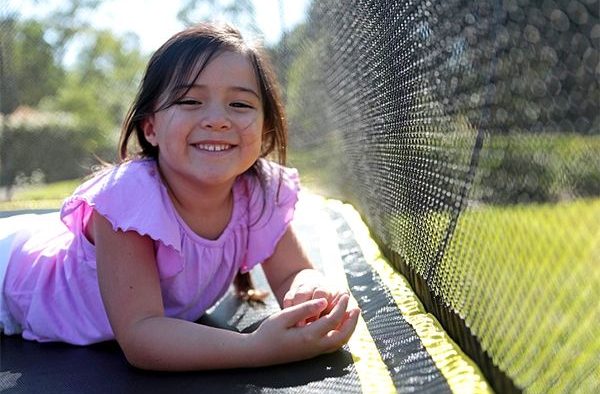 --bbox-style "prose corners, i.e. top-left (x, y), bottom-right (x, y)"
top-left (157, 49), bottom-right (262, 108)
top-left (188, 51), bottom-right (259, 88)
